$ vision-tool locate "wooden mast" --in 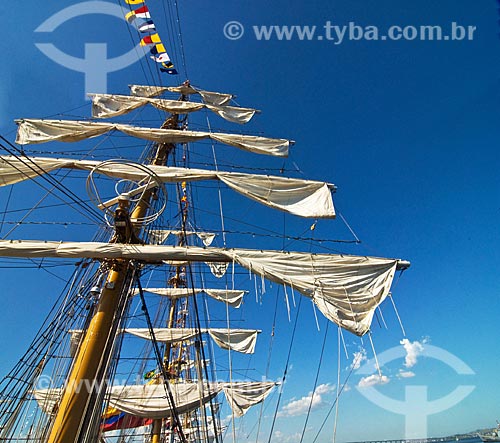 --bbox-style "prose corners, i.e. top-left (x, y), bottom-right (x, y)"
top-left (46, 113), bottom-right (182, 443)
top-left (151, 180), bottom-right (190, 443)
